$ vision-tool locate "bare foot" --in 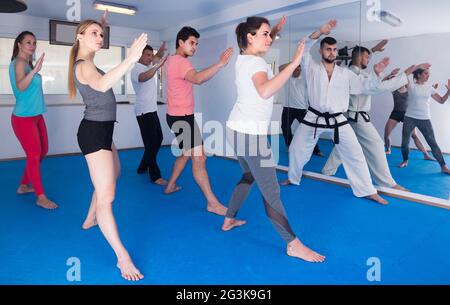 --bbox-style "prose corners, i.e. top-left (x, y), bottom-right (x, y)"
top-left (154, 178), bottom-right (168, 186)
top-left (222, 218), bottom-right (246, 231)
top-left (392, 184), bottom-right (409, 192)
top-left (82, 215), bottom-right (97, 230)
top-left (424, 154), bottom-right (435, 161)
top-left (36, 195), bottom-right (59, 210)
top-left (117, 257), bottom-right (144, 281)
top-left (286, 238), bottom-right (325, 263)
top-left (280, 179), bottom-right (293, 186)
top-left (399, 161), bottom-right (408, 168)
top-left (365, 193), bottom-right (388, 205)
top-left (164, 184), bottom-right (182, 194)
top-left (385, 149), bottom-right (391, 155)
top-left (17, 184), bottom-right (35, 194)
top-left (207, 202), bottom-right (227, 216)
top-left (441, 166), bottom-right (450, 175)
